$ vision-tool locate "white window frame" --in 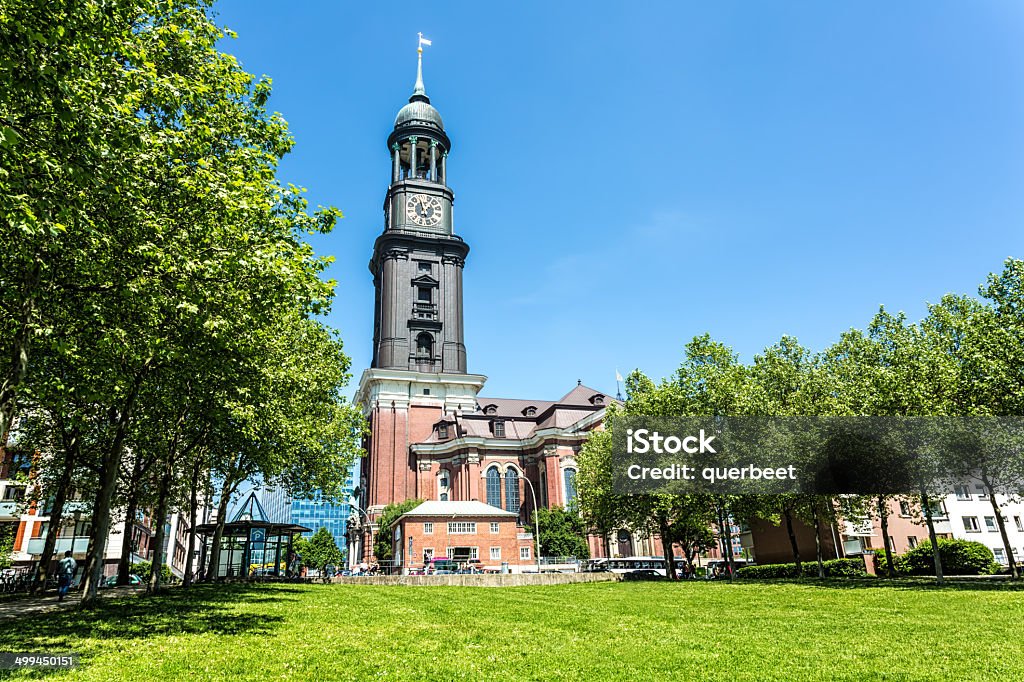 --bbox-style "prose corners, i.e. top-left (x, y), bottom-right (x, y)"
top-left (490, 547), bottom-right (501, 560)
top-left (423, 522), bottom-right (433, 535)
top-left (985, 516), bottom-right (998, 532)
top-left (520, 546), bottom-right (530, 561)
top-left (490, 522), bottom-right (499, 534)
top-left (470, 547), bottom-right (479, 560)
top-left (423, 548), bottom-right (434, 562)
top-left (448, 522), bottom-right (476, 534)
top-left (963, 516), bottom-right (980, 532)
